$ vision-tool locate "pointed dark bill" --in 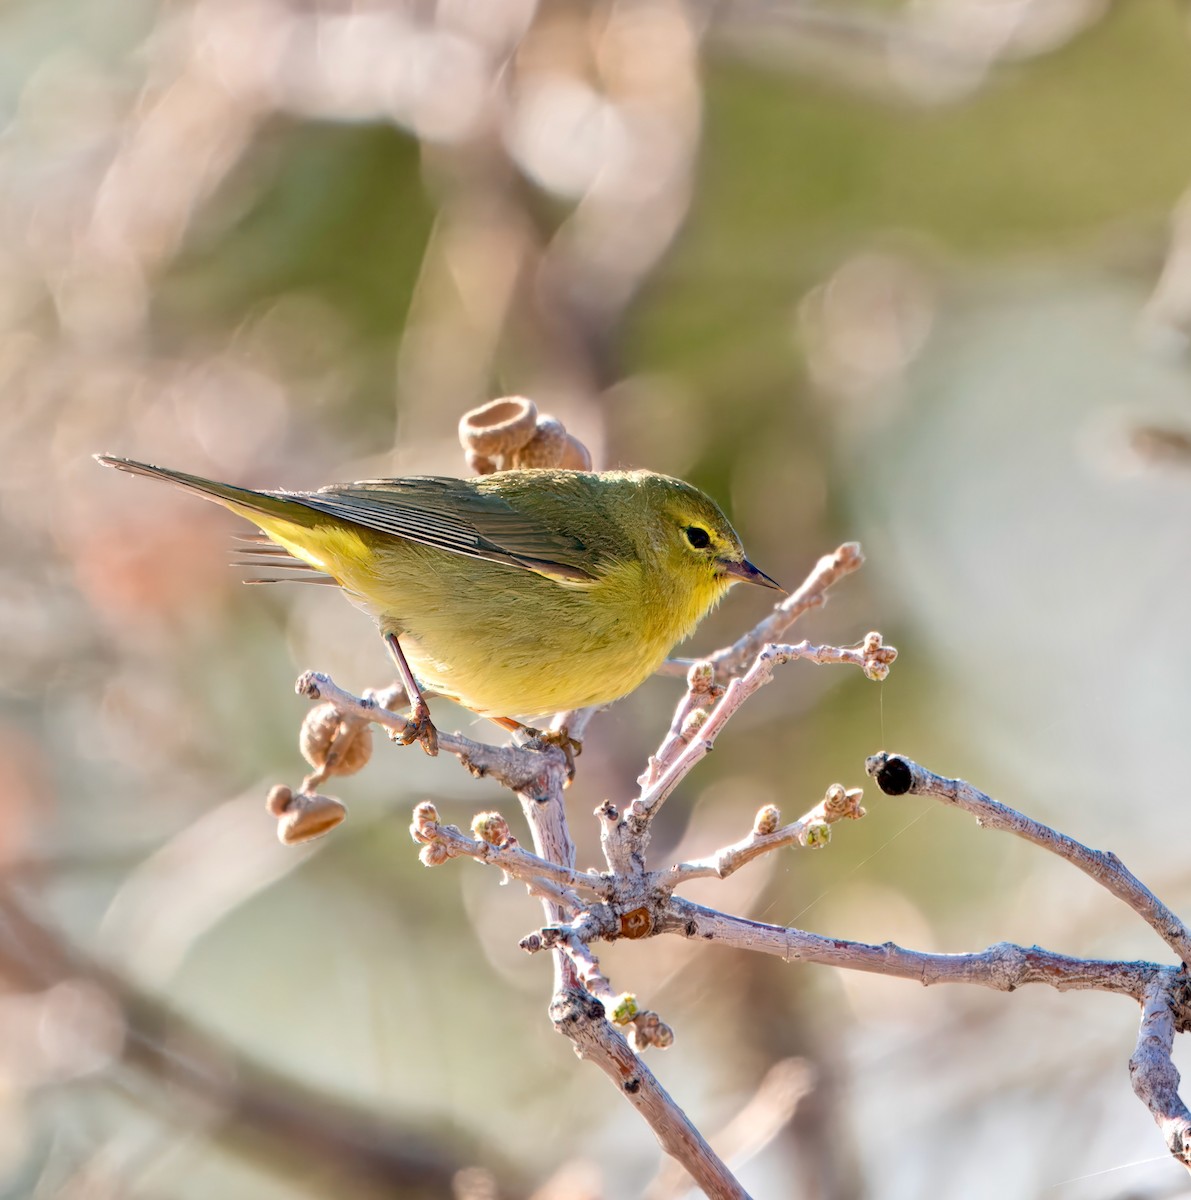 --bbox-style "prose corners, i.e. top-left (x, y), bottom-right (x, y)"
top-left (718, 557), bottom-right (785, 592)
